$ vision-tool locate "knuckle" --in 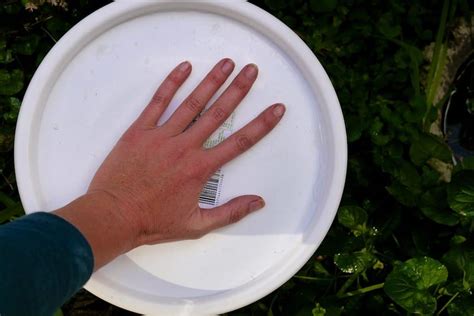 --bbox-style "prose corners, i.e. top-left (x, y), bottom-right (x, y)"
top-left (171, 145), bottom-right (188, 160)
top-left (184, 96), bottom-right (202, 112)
top-left (228, 208), bottom-right (246, 224)
top-left (121, 126), bottom-right (142, 143)
top-left (235, 134), bottom-right (252, 151)
top-left (208, 73), bottom-right (222, 86)
top-left (233, 78), bottom-right (249, 91)
top-left (193, 159), bottom-right (213, 180)
top-left (167, 72), bottom-right (182, 85)
top-left (179, 153), bottom-right (211, 181)
top-left (151, 93), bottom-right (165, 105)
top-left (211, 107), bottom-right (227, 123)
top-left (199, 160), bottom-right (214, 175)
top-left (189, 229), bottom-right (205, 240)
top-left (262, 112), bottom-right (276, 129)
